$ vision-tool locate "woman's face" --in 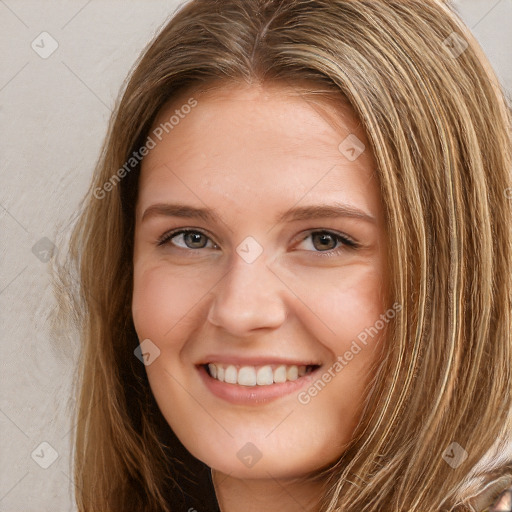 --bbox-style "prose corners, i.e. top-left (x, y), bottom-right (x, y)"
top-left (132, 82), bottom-right (389, 479)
